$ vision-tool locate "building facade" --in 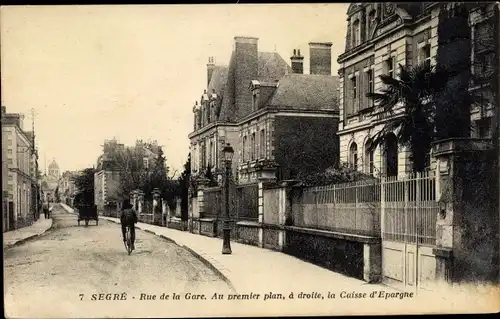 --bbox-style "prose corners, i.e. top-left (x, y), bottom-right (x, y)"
top-left (189, 36), bottom-right (341, 186)
top-left (238, 44), bottom-right (340, 184)
top-left (1, 106), bottom-right (36, 230)
top-left (58, 171), bottom-right (78, 206)
top-left (337, 3), bottom-right (497, 178)
top-left (189, 37), bottom-right (291, 181)
top-left (41, 159), bottom-right (60, 204)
